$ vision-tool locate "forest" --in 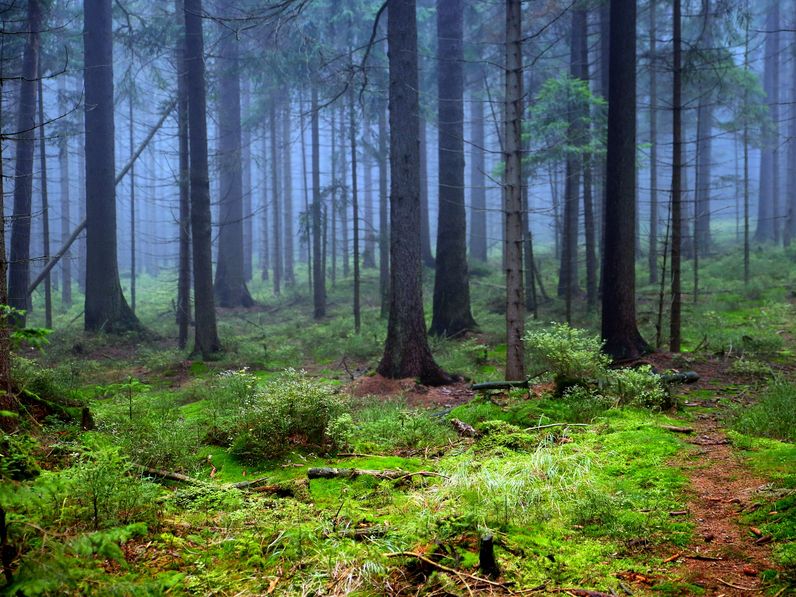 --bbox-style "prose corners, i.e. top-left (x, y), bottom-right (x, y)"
top-left (0, 0), bottom-right (794, 594)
